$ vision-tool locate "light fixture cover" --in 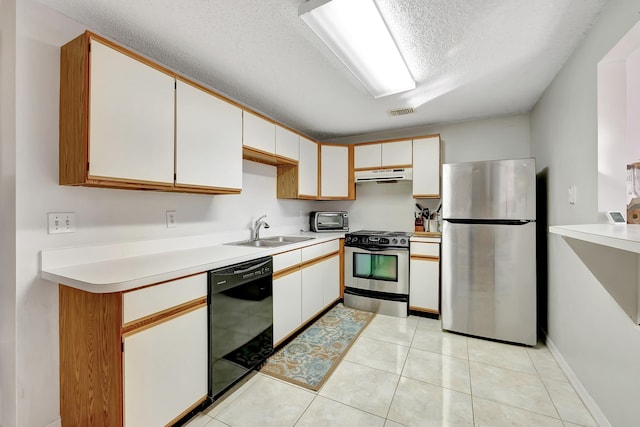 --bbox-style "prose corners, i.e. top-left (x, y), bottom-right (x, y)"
top-left (300, 0), bottom-right (415, 98)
